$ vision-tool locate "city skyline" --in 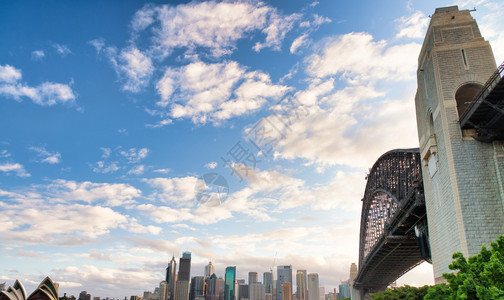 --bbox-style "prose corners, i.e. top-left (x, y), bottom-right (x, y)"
top-left (1, 0), bottom-right (504, 298)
